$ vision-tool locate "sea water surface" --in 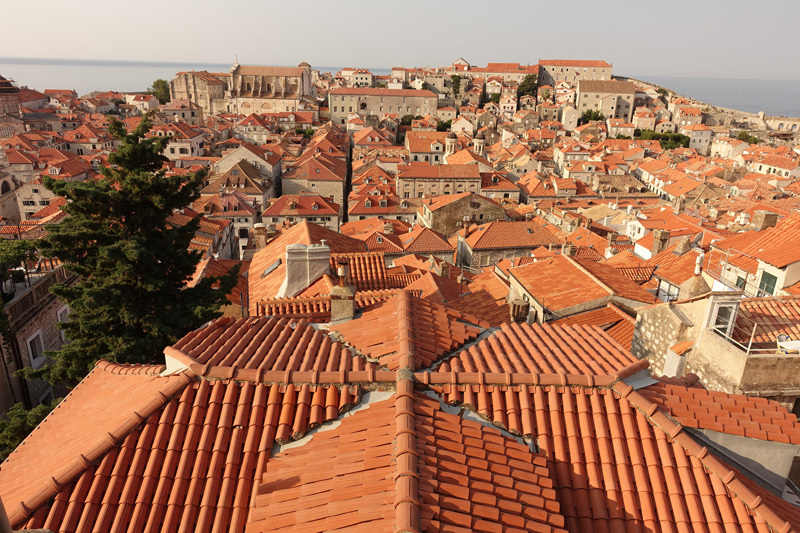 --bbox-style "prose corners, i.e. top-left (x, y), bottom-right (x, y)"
top-left (1, 57), bottom-right (798, 118)
top-left (629, 75), bottom-right (800, 118)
